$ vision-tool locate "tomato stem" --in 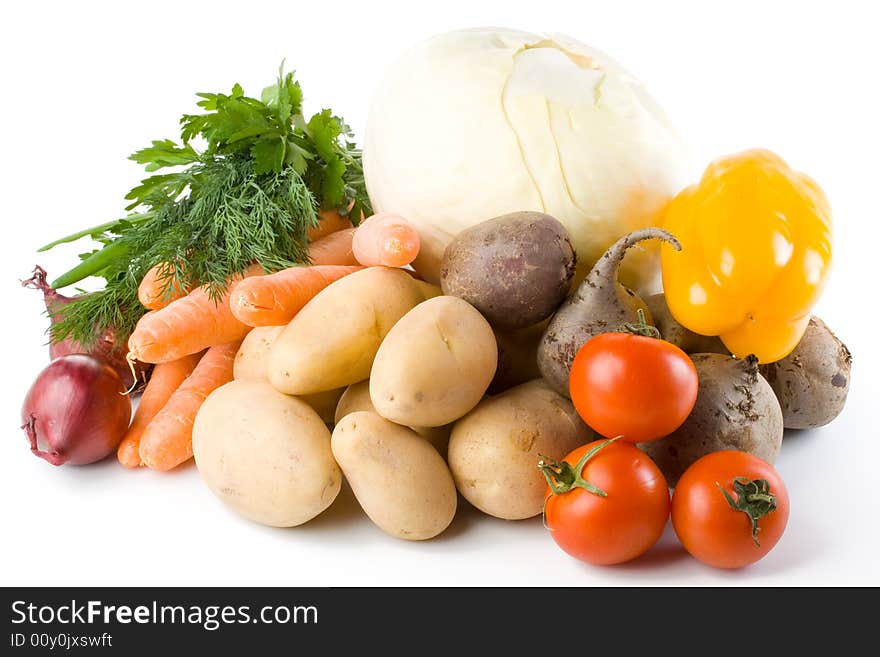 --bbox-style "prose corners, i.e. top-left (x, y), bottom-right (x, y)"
top-left (717, 477), bottom-right (778, 546)
top-left (618, 308), bottom-right (661, 339)
top-left (538, 437), bottom-right (621, 497)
